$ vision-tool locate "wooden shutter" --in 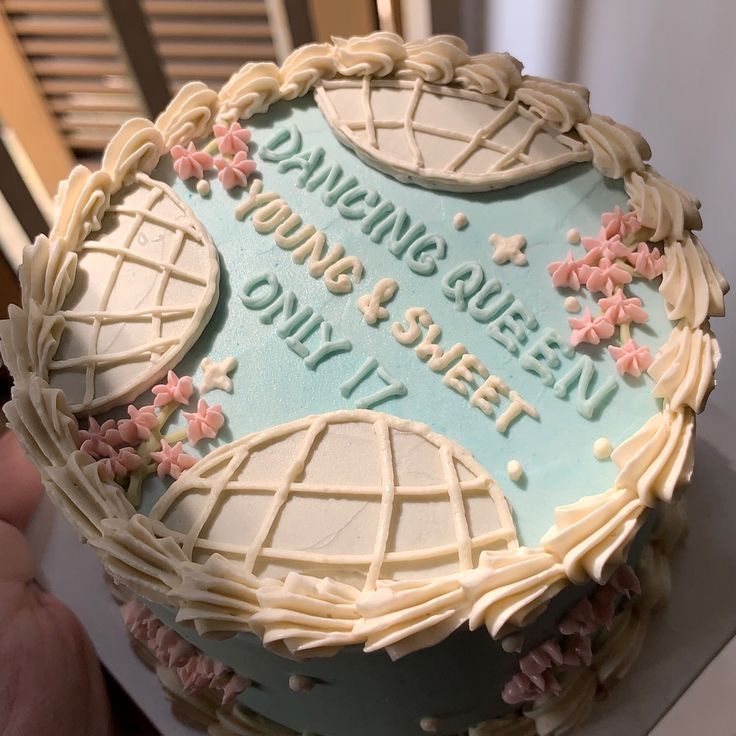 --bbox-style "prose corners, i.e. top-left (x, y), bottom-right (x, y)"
top-left (142, 0), bottom-right (282, 94)
top-left (2, 0), bottom-right (289, 159)
top-left (2, 0), bottom-right (407, 162)
top-left (3, 0), bottom-right (144, 157)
